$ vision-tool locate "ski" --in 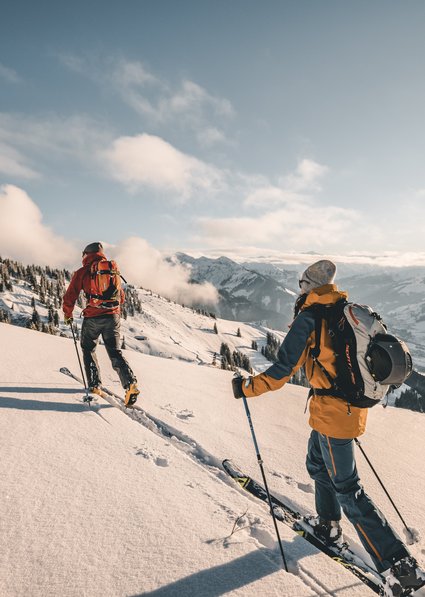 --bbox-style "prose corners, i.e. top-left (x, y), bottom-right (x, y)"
top-left (60, 366), bottom-right (154, 416)
top-left (223, 458), bottom-right (385, 594)
top-left (59, 367), bottom-right (179, 440)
